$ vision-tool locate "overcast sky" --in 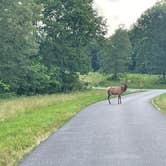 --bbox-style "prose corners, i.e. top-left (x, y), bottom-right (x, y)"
top-left (93, 0), bottom-right (159, 35)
